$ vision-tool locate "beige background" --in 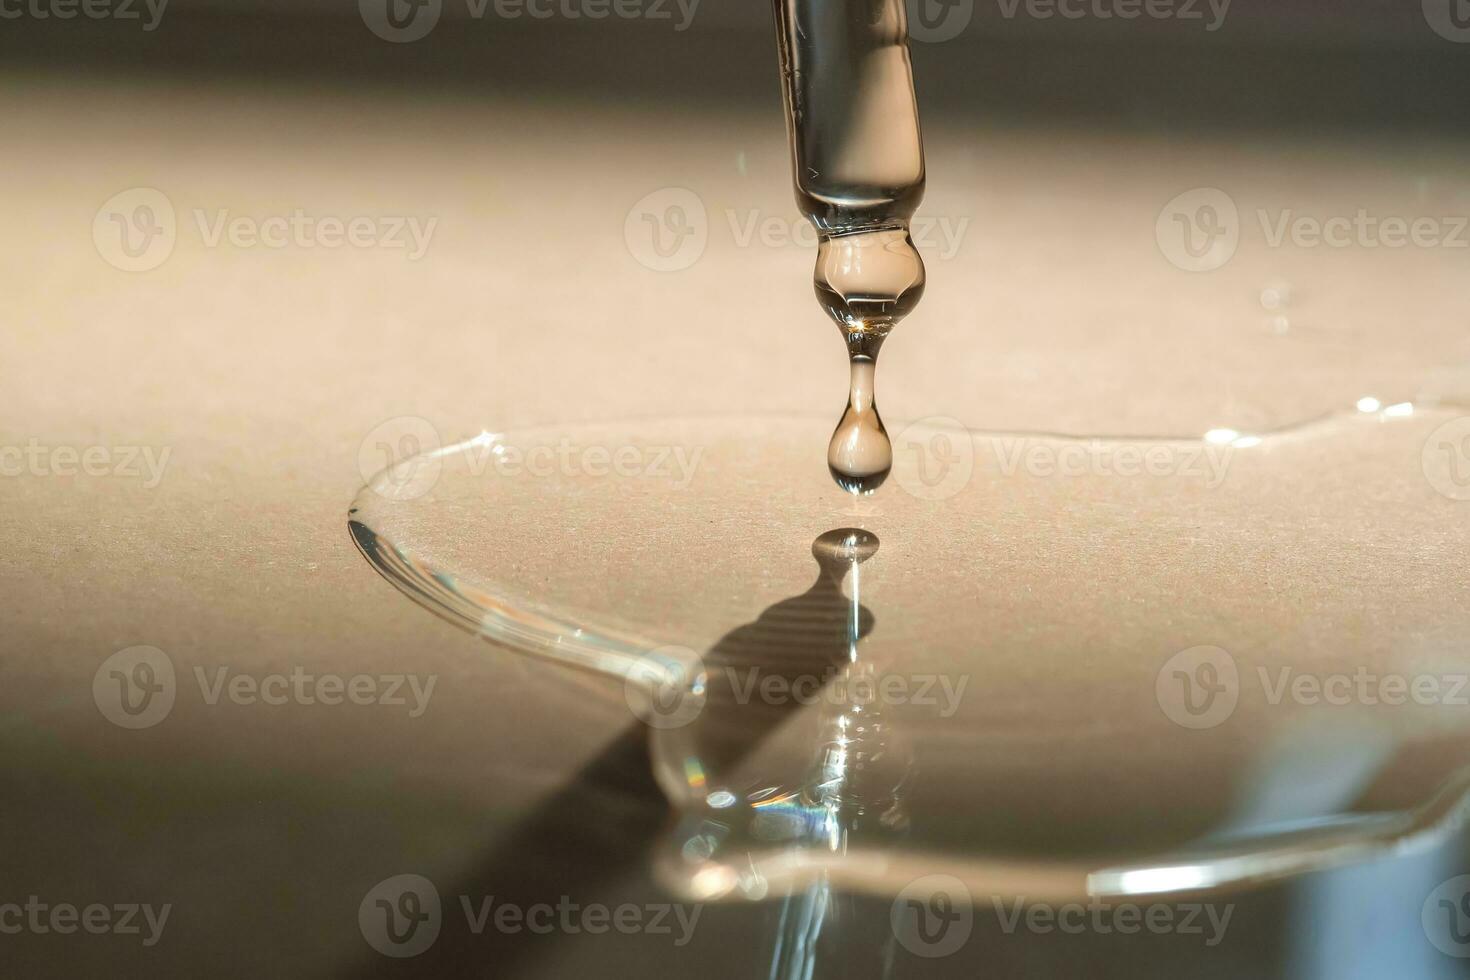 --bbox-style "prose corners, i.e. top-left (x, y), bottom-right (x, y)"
top-left (4, 22), bottom-right (1470, 972)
